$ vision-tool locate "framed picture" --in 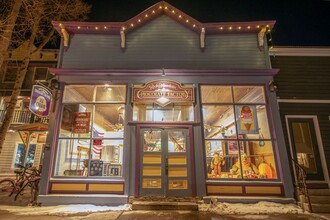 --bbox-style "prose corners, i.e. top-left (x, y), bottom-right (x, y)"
top-left (235, 105), bottom-right (259, 134)
top-left (227, 135), bottom-right (245, 155)
top-left (37, 134), bottom-right (47, 143)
